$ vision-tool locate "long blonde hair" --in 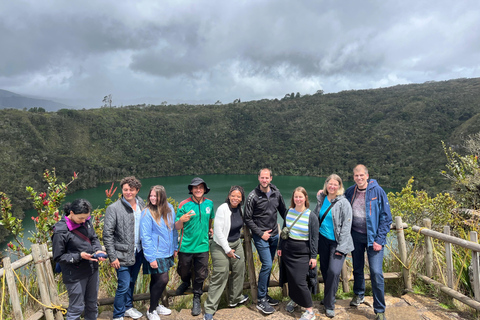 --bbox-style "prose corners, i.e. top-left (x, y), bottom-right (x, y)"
top-left (147, 185), bottom-right (172, 229)
top-left (322, 174), bottom-right (345, 196)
